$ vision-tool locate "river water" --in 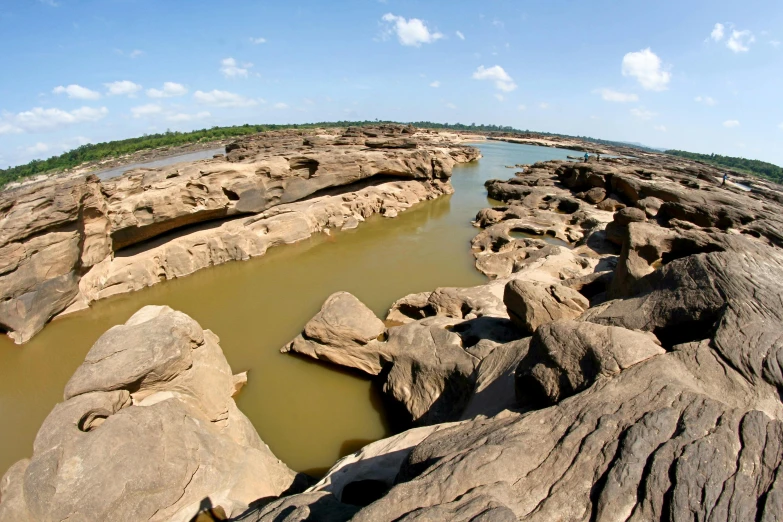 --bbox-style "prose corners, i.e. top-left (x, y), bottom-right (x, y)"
top-left (93, 147), bottom-right (226, 180)
top-left (0, 141), bottom-right (580, 476)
